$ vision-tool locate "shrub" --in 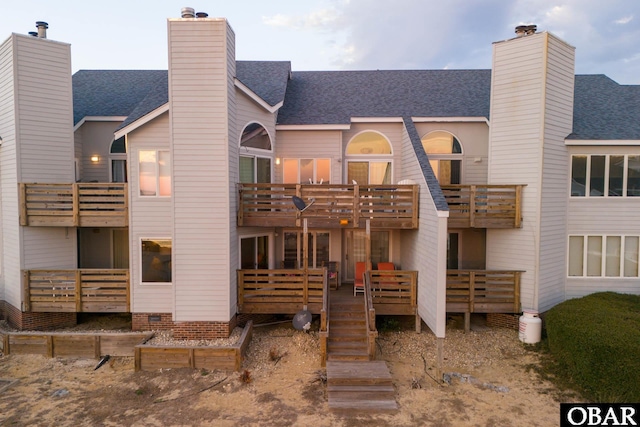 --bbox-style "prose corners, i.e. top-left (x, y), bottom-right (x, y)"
top-left (545, 292), bottom-right (640, 402)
